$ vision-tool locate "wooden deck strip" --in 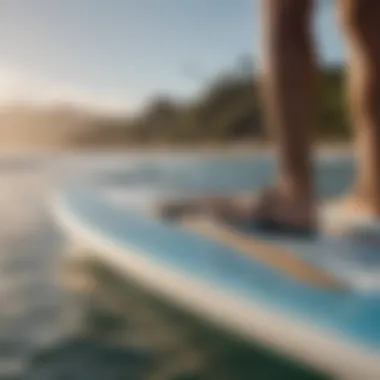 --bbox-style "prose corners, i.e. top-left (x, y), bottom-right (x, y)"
top-left (180, 216), bottom-right (345, 291)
